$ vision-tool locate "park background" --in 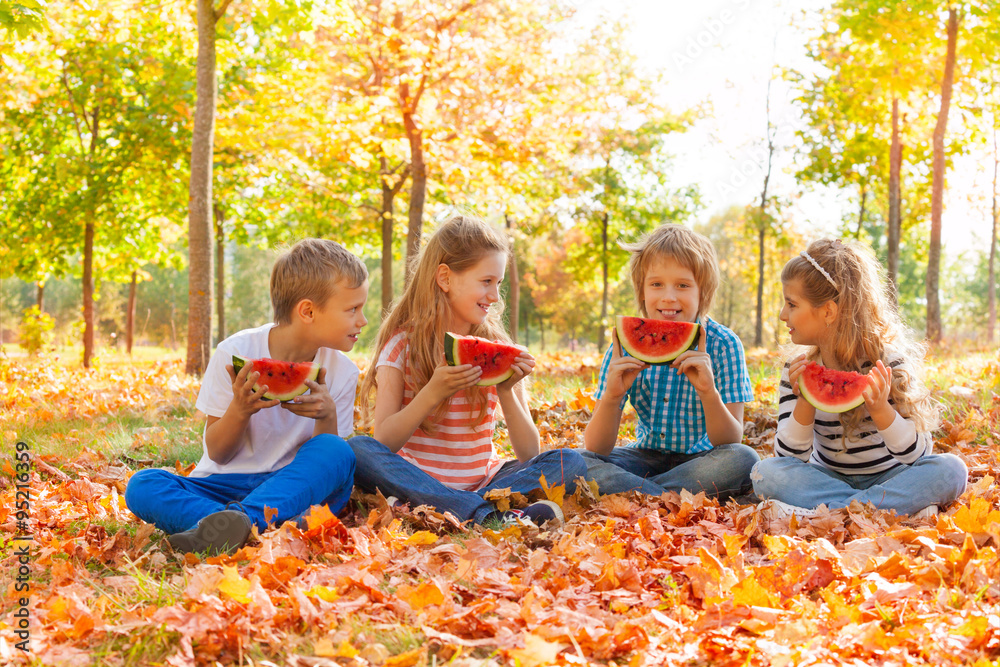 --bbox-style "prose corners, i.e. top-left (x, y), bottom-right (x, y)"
top-left (3, 1), bottom-right (1000, 666)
